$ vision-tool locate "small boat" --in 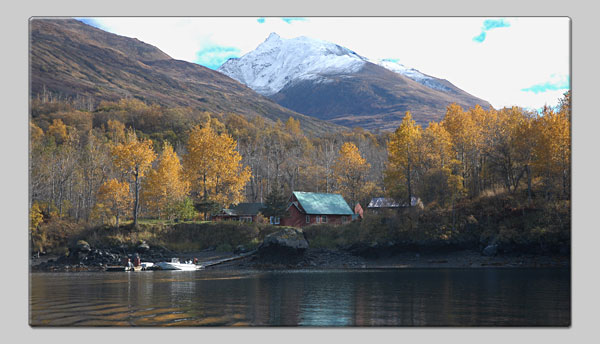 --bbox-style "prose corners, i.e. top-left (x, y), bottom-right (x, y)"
top-left (140, 262), bottom-right (154, 269)
top-left (156, 258), bottom-right (203, 271)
